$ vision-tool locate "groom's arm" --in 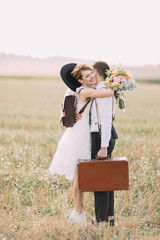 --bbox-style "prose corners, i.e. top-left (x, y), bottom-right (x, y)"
top-left (96, 97), bottom-right (112, 158)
